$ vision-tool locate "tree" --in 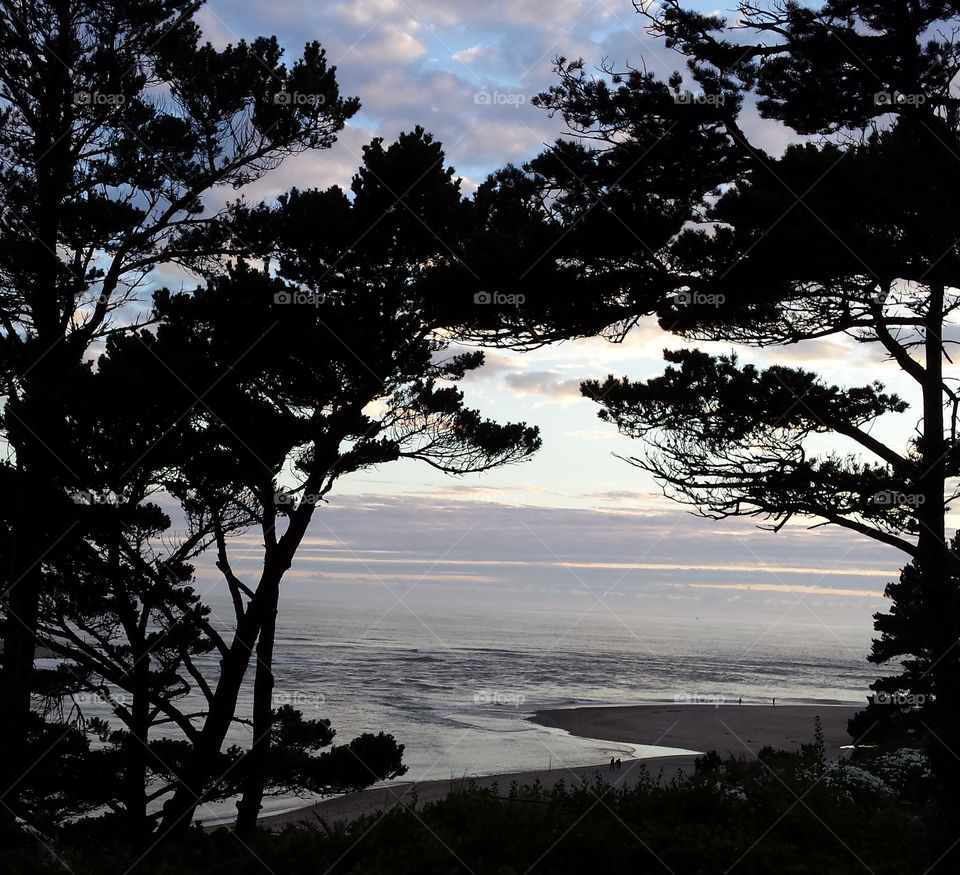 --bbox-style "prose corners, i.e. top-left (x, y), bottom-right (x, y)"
top-left (578, 86), bottom-right (960, 810)
top-left (472, 0), bottom-right (960, 841)
top-left (93, 128), bottom-right (541, 836)
top-left (0, 312), bottom-right (404, 839)
top-left (0, 0), bottom-right (358, 819)
top-left (30, 502), bottom-right (407, 840)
